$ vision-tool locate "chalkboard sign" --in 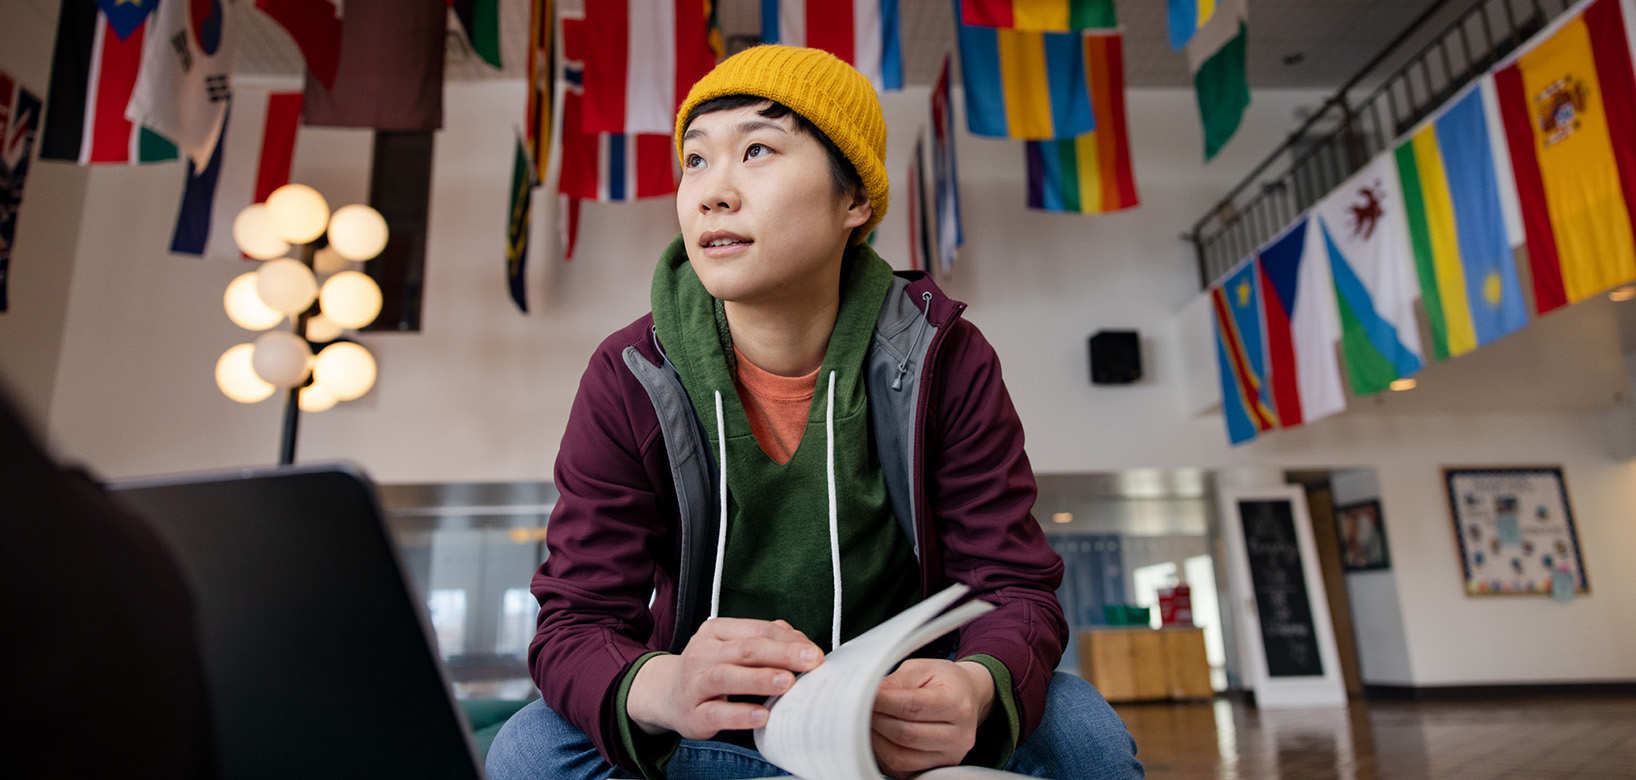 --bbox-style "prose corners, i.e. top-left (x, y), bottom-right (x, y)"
top-left (1238, 499), bottom-right (1324, 677)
